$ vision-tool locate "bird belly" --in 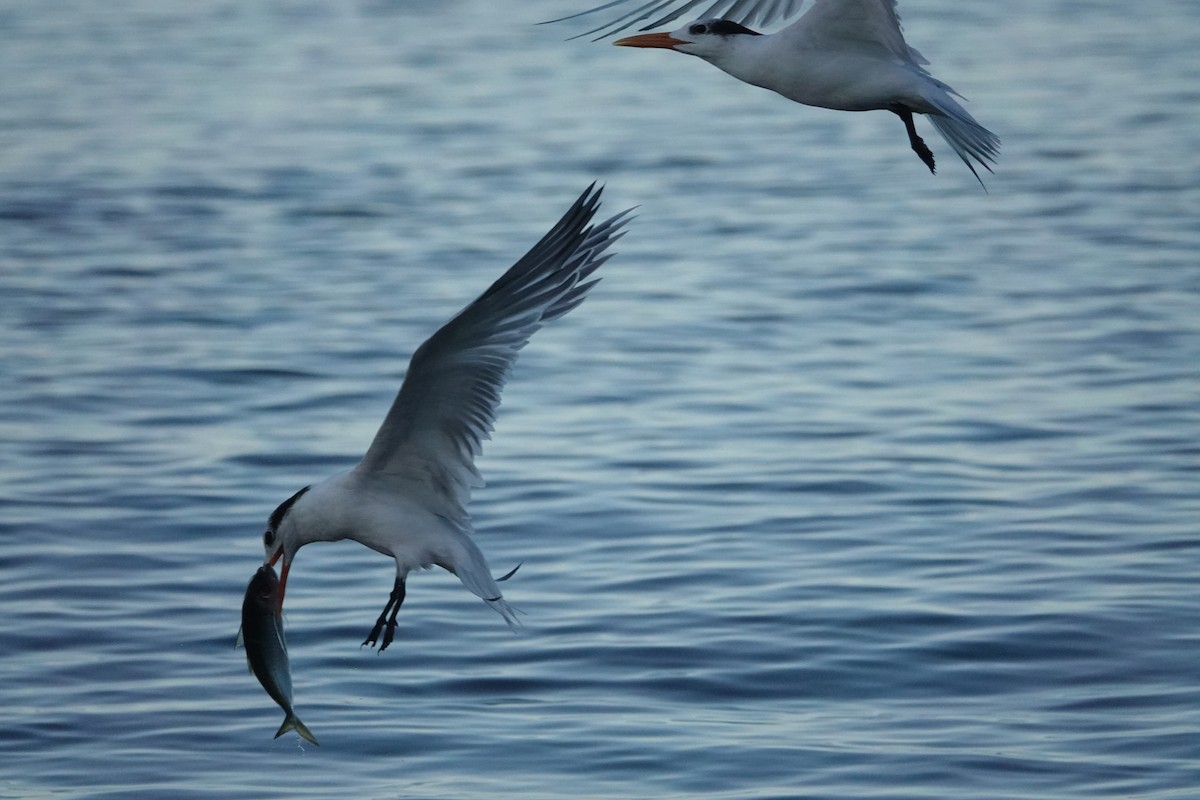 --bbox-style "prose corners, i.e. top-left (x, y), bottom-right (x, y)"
top-left (359, 501), bottom-right (456, 572)
top-left (319, 475), bottom-right (452, 573)
top-left (752, 52), bottom-right (925, 112)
